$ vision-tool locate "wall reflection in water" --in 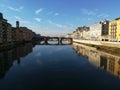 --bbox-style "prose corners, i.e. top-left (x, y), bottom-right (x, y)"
top-left (72, 43), bottom-right (120, 79)
top-left (0, 43), bottom-right (33, 79)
